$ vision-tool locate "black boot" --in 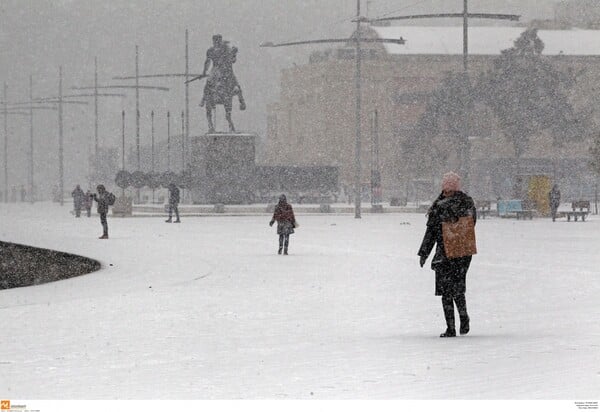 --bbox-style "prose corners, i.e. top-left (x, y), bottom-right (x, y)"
top-left (278, 247), bottom-right (282, 255)
top-left (283, 247), bottom-right (288, 255)
top-left (441, 296), bottom-right (456, 338)
top-left (440, 328), bottom-right (456, 338)
top-left (455, 294), bottom-right (470, 335)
